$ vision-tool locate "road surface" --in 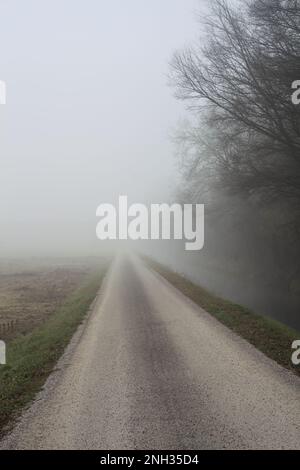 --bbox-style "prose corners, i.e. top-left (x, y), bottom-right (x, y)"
top-left (1, 254), bottom-right (300, 449)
